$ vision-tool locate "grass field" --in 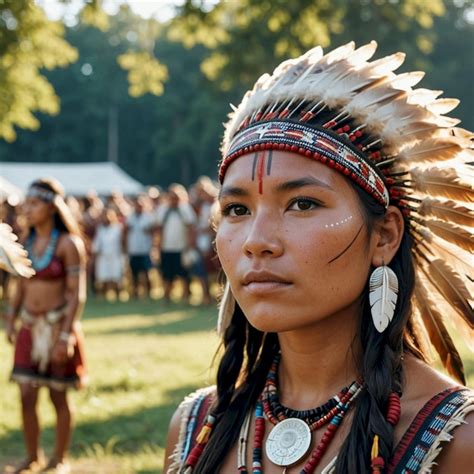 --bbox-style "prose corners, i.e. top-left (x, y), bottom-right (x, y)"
top-left (0, 299), bottom-right (219, 473)
top-left (0, 298), bottom-right (472, 473)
